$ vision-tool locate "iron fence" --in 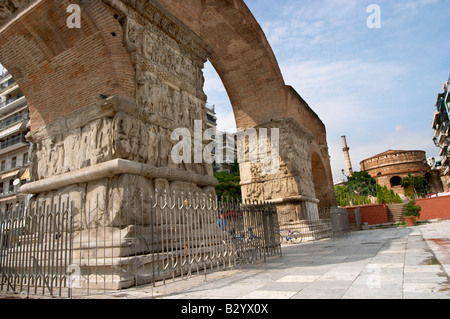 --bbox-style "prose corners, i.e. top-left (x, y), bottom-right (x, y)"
top-left (0, 197), bottom-right (73, 298)
top-left (277, 206), bottom-right (334, 242)
top-left (0, 191), bottom-right (281, 298)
